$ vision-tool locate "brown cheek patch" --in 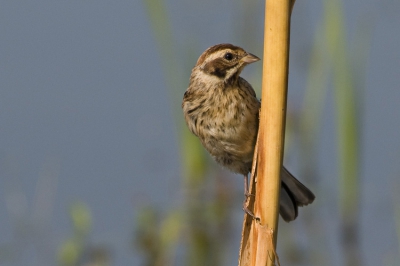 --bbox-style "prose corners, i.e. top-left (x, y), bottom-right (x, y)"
top-left (204, 59), bottom-right (238, 79)
top-left (211, 67), bottom-right (226, 78)
top-left (203, 61), bottom-right (226, 78)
